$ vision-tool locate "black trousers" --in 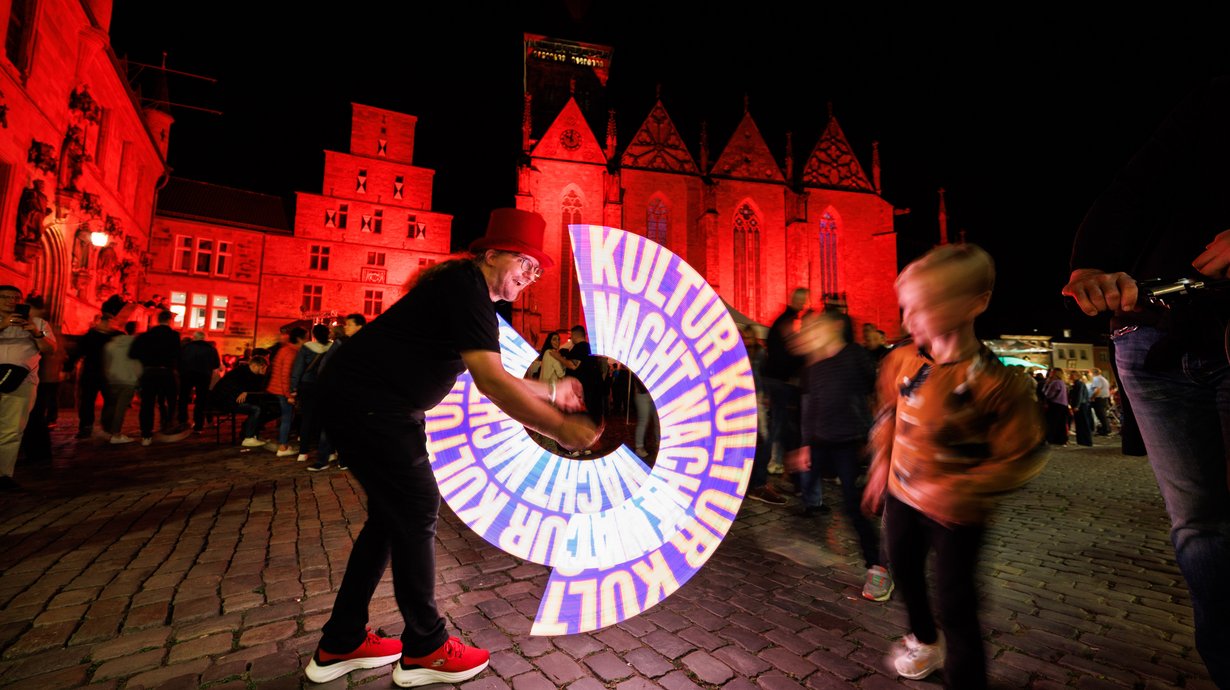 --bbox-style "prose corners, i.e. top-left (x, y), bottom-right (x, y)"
top-left (78, 373), bottom-right (111, 433)
top-left (319, 408), bottom-right (447, 658)
top-left (884, 494), bottom-right (987, 690)
top-left (178, 371), bottom-right (213, 427)
top-left (138, 368), bottom-right (178, 437)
